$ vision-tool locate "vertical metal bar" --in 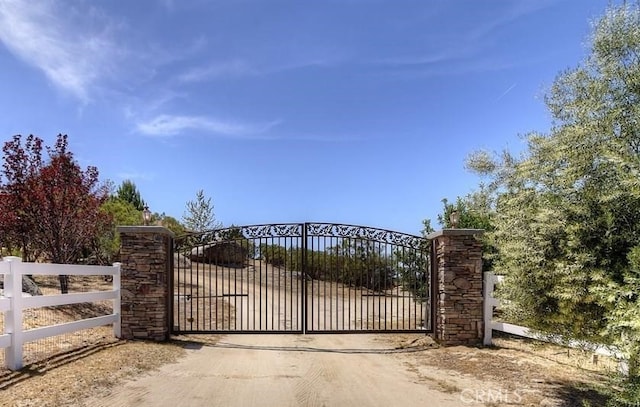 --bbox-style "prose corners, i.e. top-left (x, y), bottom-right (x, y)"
top-left (210, 262), bottom-right (214, 331)
top-left (176, 241), bottom-right (181, 331)
top-left (354, 238), bottom-right (359, 330)
top-left (214, 244), bottom-right (218, 330)
top-left (283, 236), bottom-right (288, 331)
top-left (269, 237), bottom-right (278, 330)
top-left (377, 240), bottom-right (381, 331)
top-left (391, 244), bottom-right (397, 331)
top-left (284, 236), bottom-right (294, 330)
top-left (383, 241), bottom-right (387, 331)
top-left (341, 237), bottom-right (345, 331)
top-left (323, 236), bottom-right (329, 330)
top-left (404, 245), bottom-right (408, 331)
top-left (259, 239), bottom-right (264, 330)
top-left (291, 234), bottom-right (295, 331)
top-left (302, 223), bottom-right (307, 333)
top-left (431, 238), bottom-right (437, 333)
top-left (363, 238), bottom-right (369, 330)
top-left (227, 249), bottom-right (231, 330)
top-left (254, 238), bottom-right (259, 331)
top-left (234, 247), bottom-right (238, 331)
top-left (190, 244), bottom-right (194, 330)
top-left (196, 245), bottom-right (200, 330)
top-left (348, 239), bottom-right (358, 330)
top-left (318, 234), bottom-right (324, 331)
top-left (231, 239), bottom-right (237, 331)
top-left (374, 241), bottom-right (378, 330)
top-left (241, 238), bottom-right (246, 331)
